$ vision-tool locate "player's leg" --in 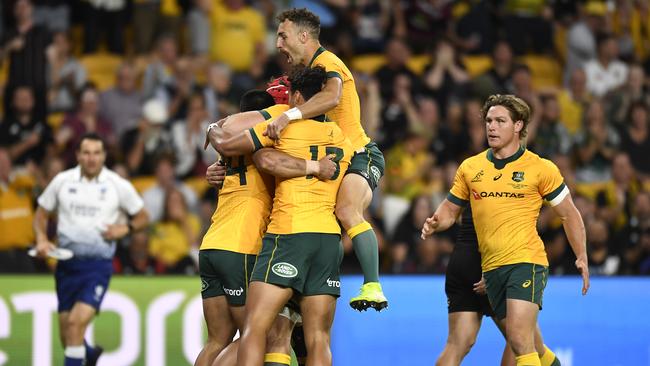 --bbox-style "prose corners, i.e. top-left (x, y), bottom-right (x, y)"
top-left (494, 318), bottom-right (559, 366)
top-left (237, 281), bottom-right (294, 366)
top-left (63, 302), bottom-right (96, 366)
top-left (299, 295), bottom-right (337, 366)
top-left (194, 296), bottom-right (239, 366)
top-left (436, 312), bottom-right (483, 366)
top-left (58, 312), bottom-right (69, 348)
top-left (264, 310), bottom-right (298, 366)
top-left (505, 299), bottom-right (540, 365)
top-left (337, 174), bottom-right (386, 311)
